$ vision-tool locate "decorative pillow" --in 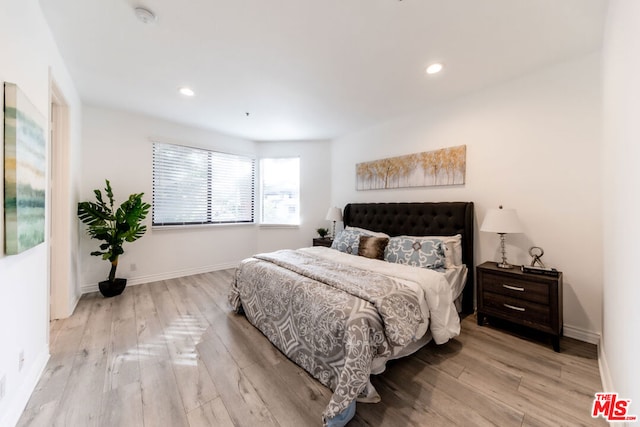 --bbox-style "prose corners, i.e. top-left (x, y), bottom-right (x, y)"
top-left (413, 234), bottom-right (463, 268)
top-left (384, 236), bottom-right (446, 269)
top-left (331, 229), bottom-right (363, 255)
top-left (358, 236), bottom-right (389, 260)
top-left (345, 226), bottom-right (390, 238)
